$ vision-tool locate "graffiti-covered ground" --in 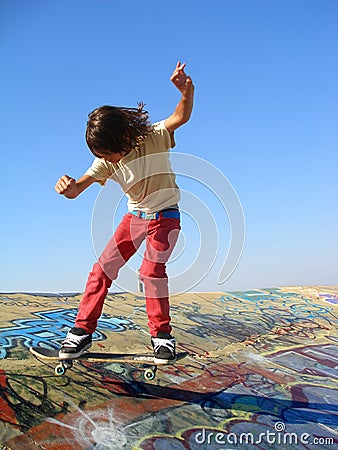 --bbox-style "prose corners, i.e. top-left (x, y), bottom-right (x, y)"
top-left (0, 286), bottom-right (337, 449)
